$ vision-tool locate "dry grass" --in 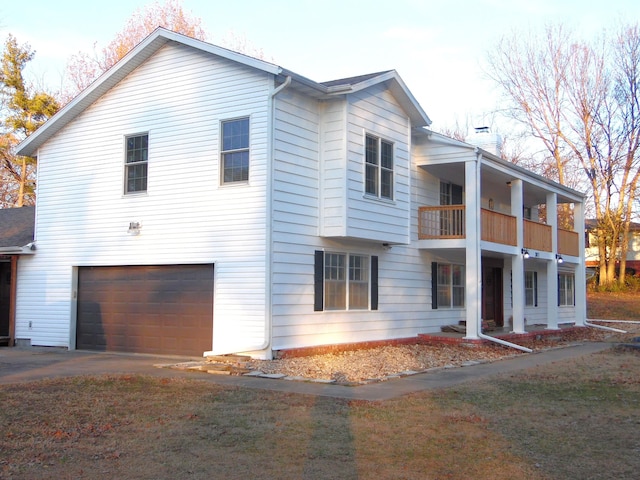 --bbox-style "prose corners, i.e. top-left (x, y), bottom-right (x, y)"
top-left (2, 346), bottom-right (640, 479)
top-left (1, 292), bottom-right (638, 479)
top-left (434, 346), bottom-right (640, 480)
top-left (588, 290), bottom-right (640, 320)
top-left (0, 374), bottom-right (542, 480)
